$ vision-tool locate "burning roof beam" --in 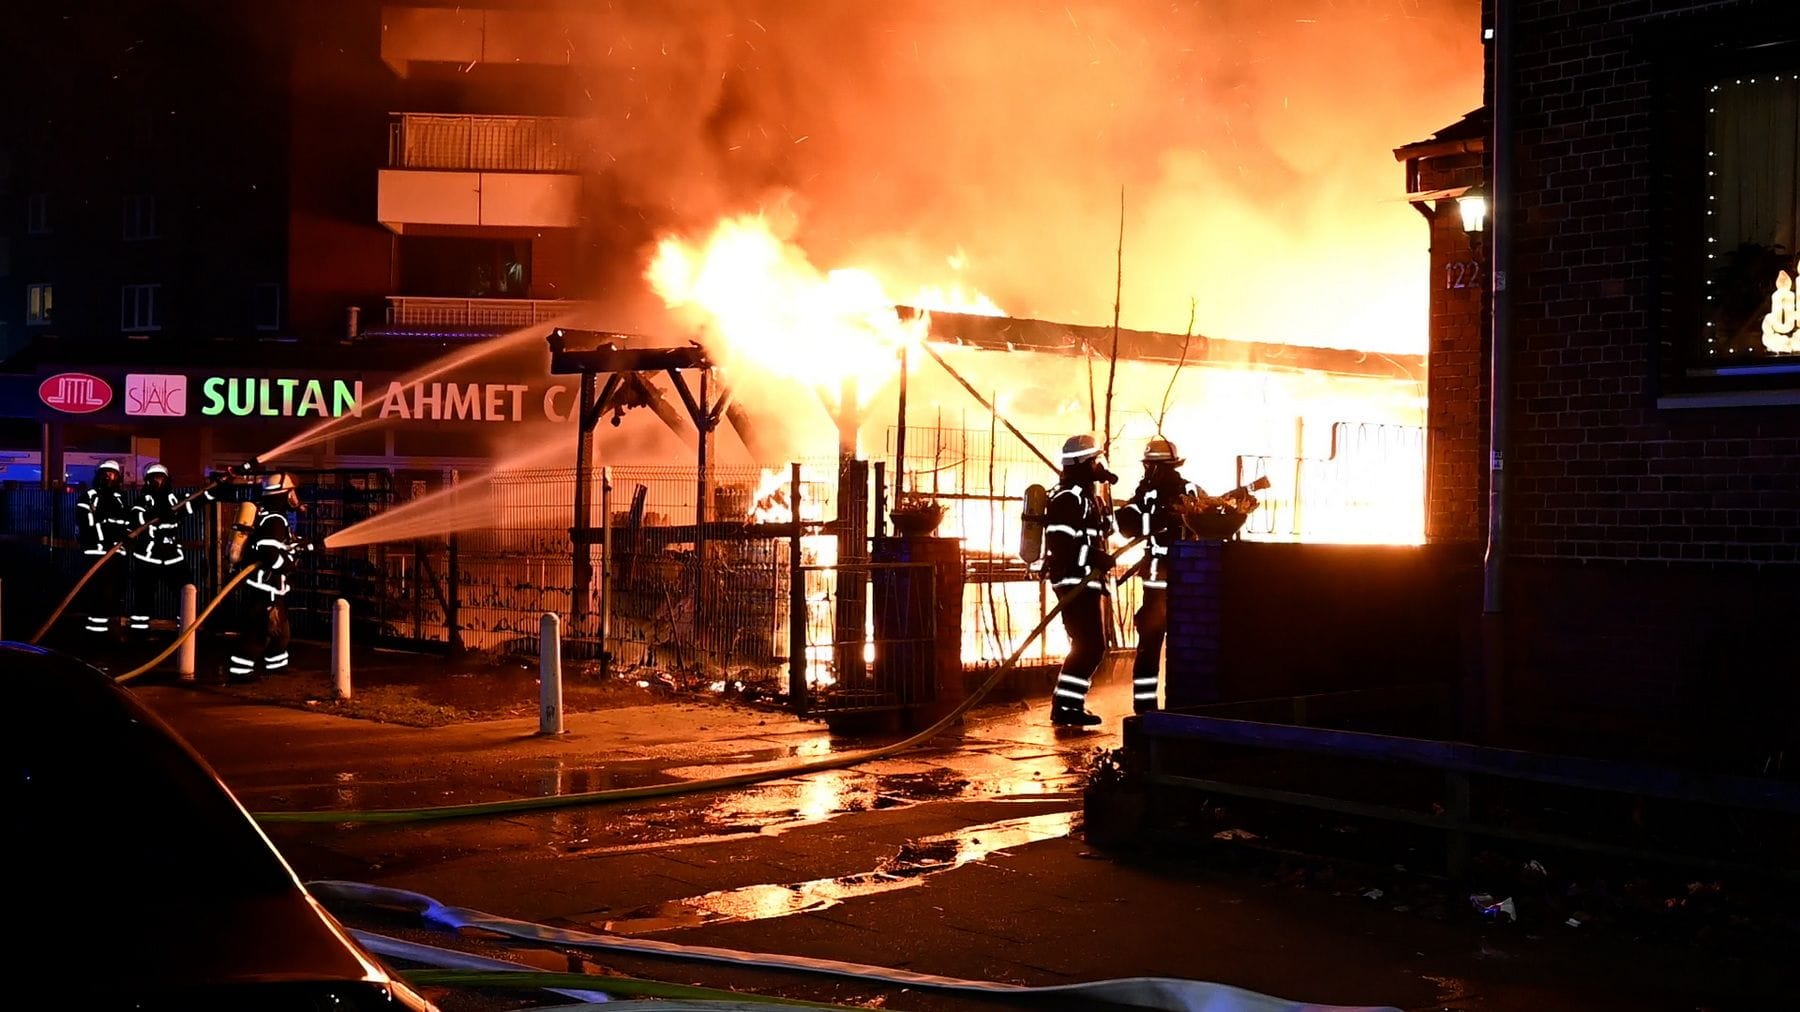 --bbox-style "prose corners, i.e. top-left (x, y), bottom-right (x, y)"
top-left (898, 309), bottom-right (1422, 382)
